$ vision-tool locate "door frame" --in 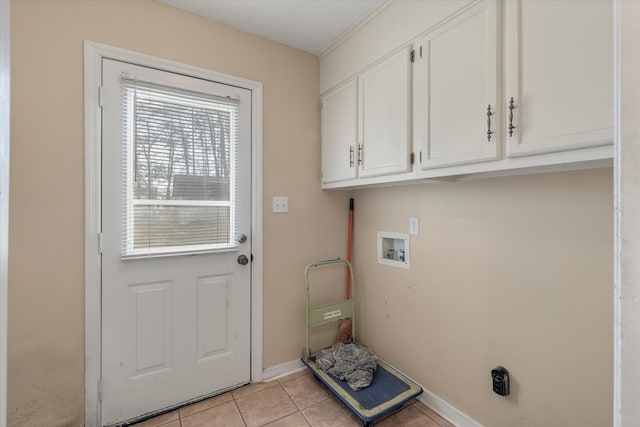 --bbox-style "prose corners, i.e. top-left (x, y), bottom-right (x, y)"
top-left (614, 1), bottom-right (640, 425)
top-left (83, 41), bottom-right (264, 427)
top-left (0, 1), bottom-right (9, 426)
